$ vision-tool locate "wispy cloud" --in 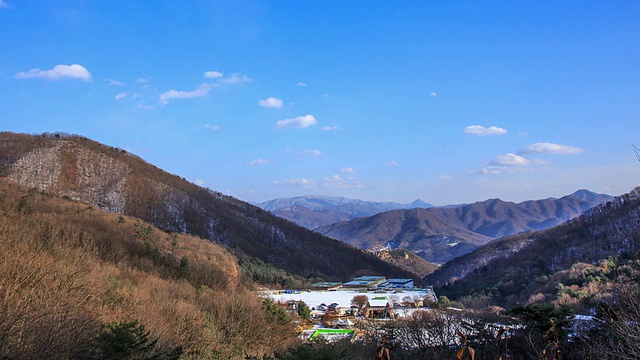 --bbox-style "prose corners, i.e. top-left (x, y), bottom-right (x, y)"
top-left (0, 1), bottom-right (12, 9)
top-left (258, 97), bottom-right (284, 109)
top-left (15, 64), bottom-right (91, 81)
top-left (429, 91), bottom-right (437, 97)
top-left (157, 71), bottom-right (249, 105)
top-left (480, 153), bottom-right (546, 175)
top-left (273, 175), bottom-right (364, 190)
top-left (105, 78), bottom-right (126, 86)
top-left (158, 83), bottom-right (211, 105)
top-left (204, 124), bottom-right (220, 131)
top-left (301, 149), bottom-right (322, 157)
top-left (136, 77), bottom-right (152, 84)
top-left (275, 114), bottom-right (318, 129)
top-left (246, 158), bottom-right (269, 165)
top-left (322, 175), bottom-right (365, 189)
top-left (492, 153), bottom-right (533, 166)
top-left (114, 92), bottom-right (127, 101)
top-left (203, 70), bottom-right (223, 79)
top-left (135, 103), bottom-right (154, 110)
top-left (218, 73), bottom-right (251, 85)
top-left (340, 167), bottom-right (356, 173)
top-left (386, 161), bottom-right (399, 167)
top-left (321, 125), bottom-right (338, 132)
top-left (273, 178), bottom-right (315, 188)
top-left (296, 82), bottom-right (307, 87)
top-left (464, 125), bottom-right (508, 136)
top-left (519, 142), bottom-right (584, 155)
top-left (195, 179), bottom-right (205, 186)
